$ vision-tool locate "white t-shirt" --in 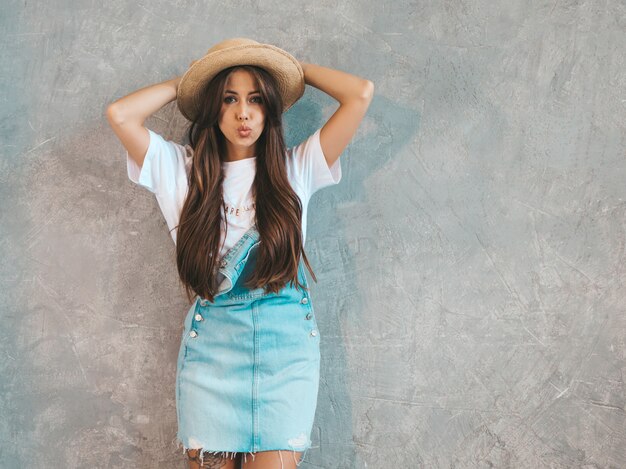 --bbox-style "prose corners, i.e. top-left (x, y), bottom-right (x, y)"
top-left (125, 127), bottom-right (342, 257)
